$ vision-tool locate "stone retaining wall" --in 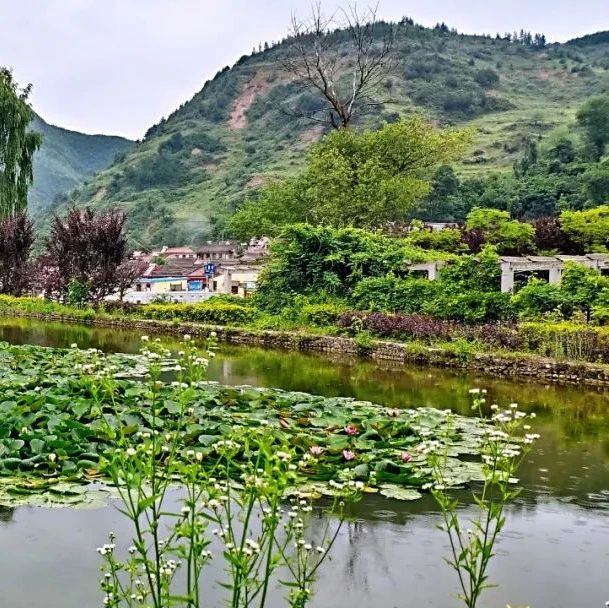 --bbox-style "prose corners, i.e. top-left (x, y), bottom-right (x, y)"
top-left (8, 311), bottom-right (609, 388)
